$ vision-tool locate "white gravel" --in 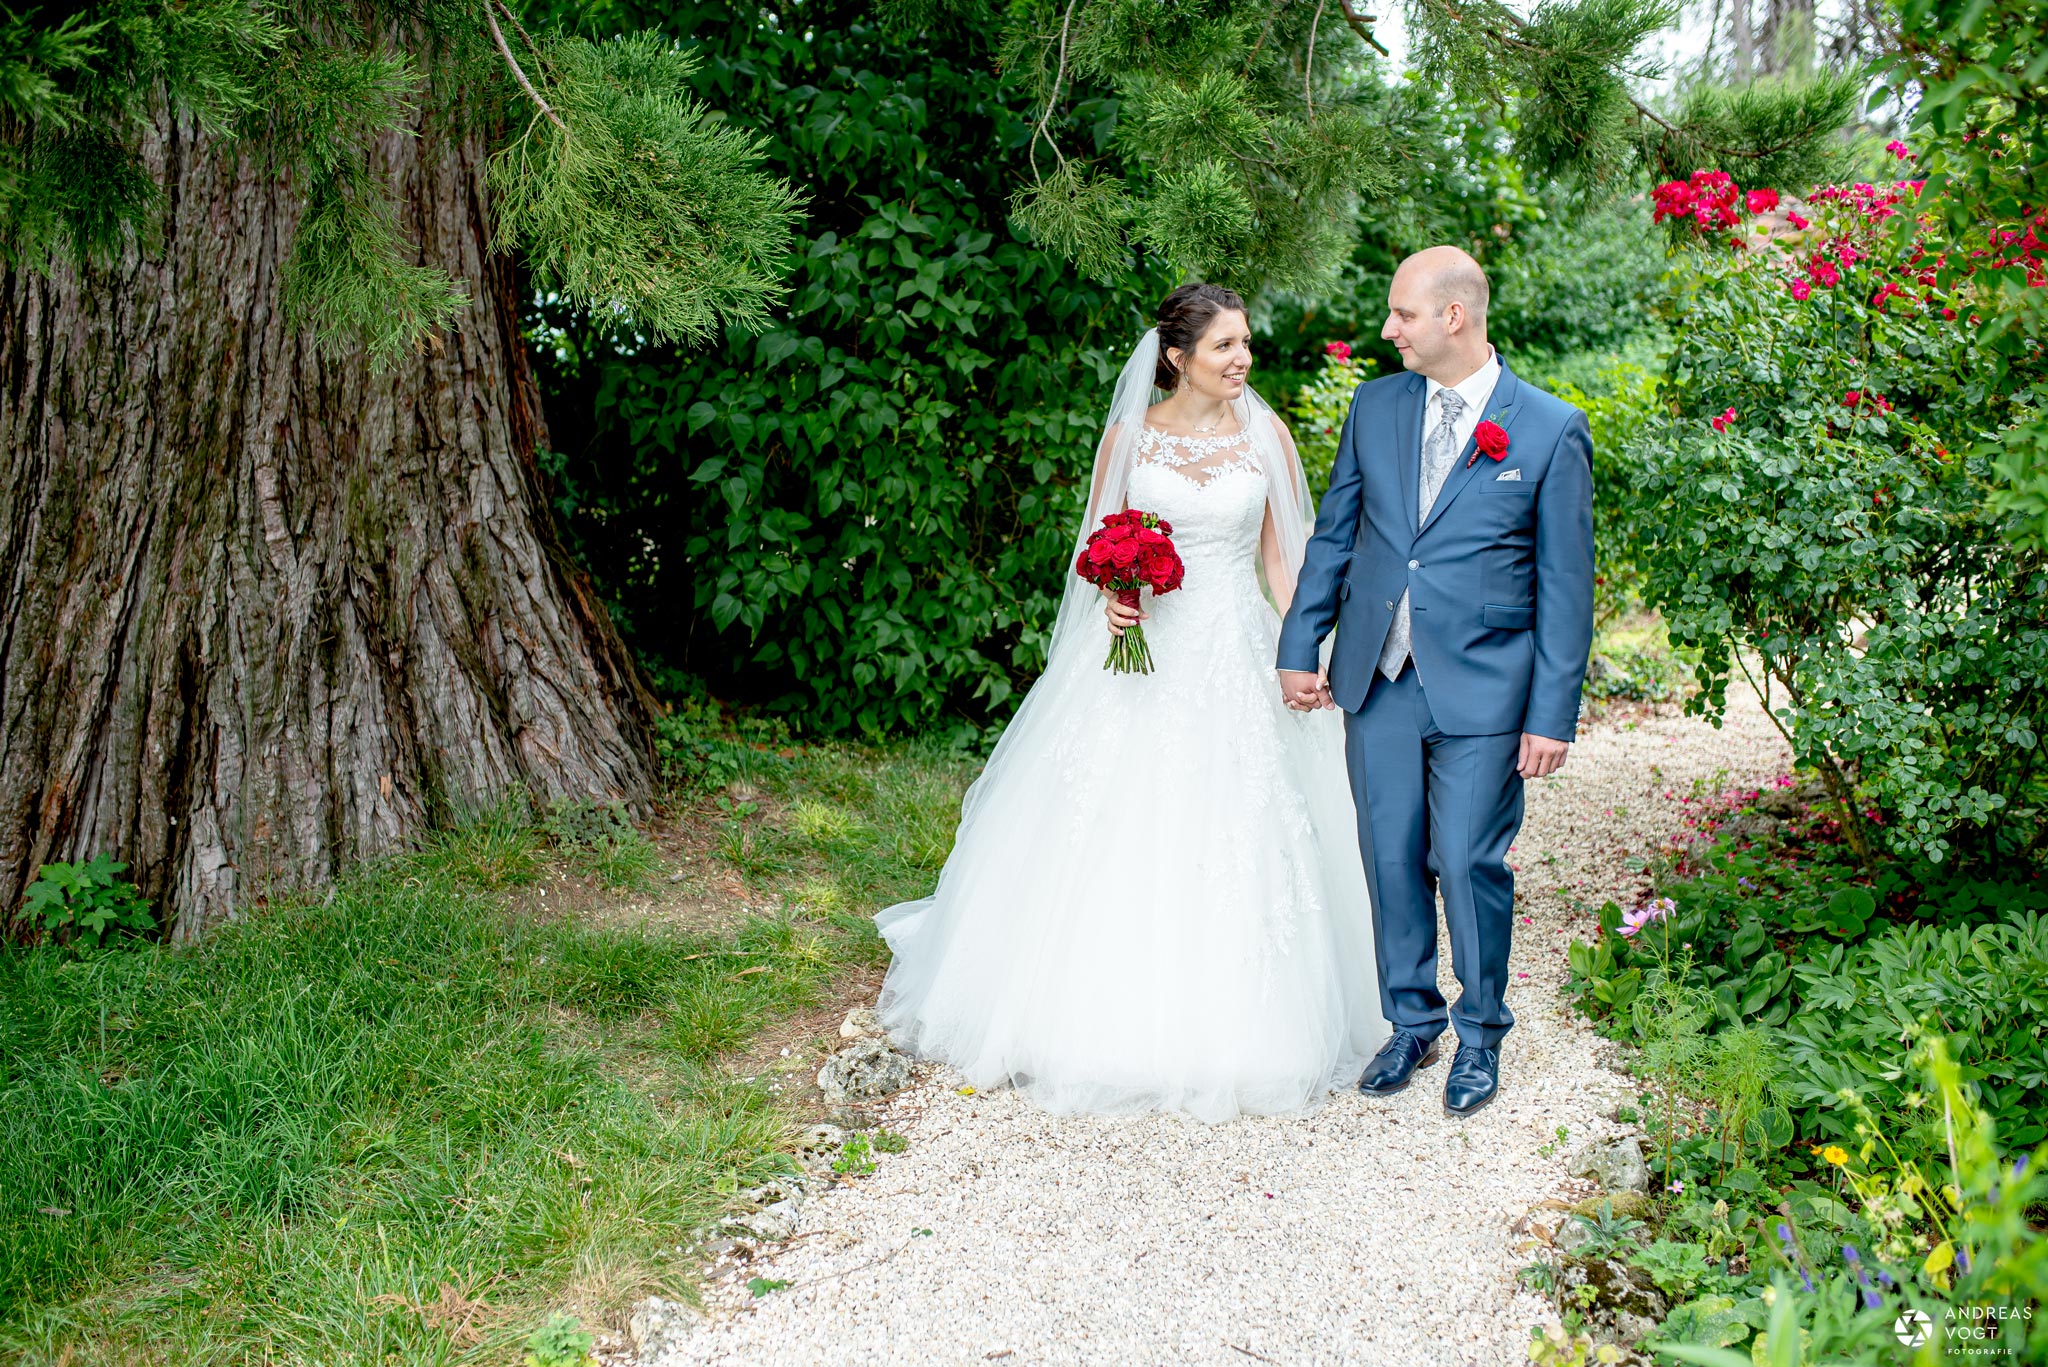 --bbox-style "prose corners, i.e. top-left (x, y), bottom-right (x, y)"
top-left (639, 689), bottom-right (1791, 1367)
